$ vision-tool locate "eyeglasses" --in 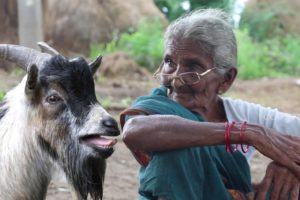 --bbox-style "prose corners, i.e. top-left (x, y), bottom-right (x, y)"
top-left (154, 67), bottom-right (216, 85)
